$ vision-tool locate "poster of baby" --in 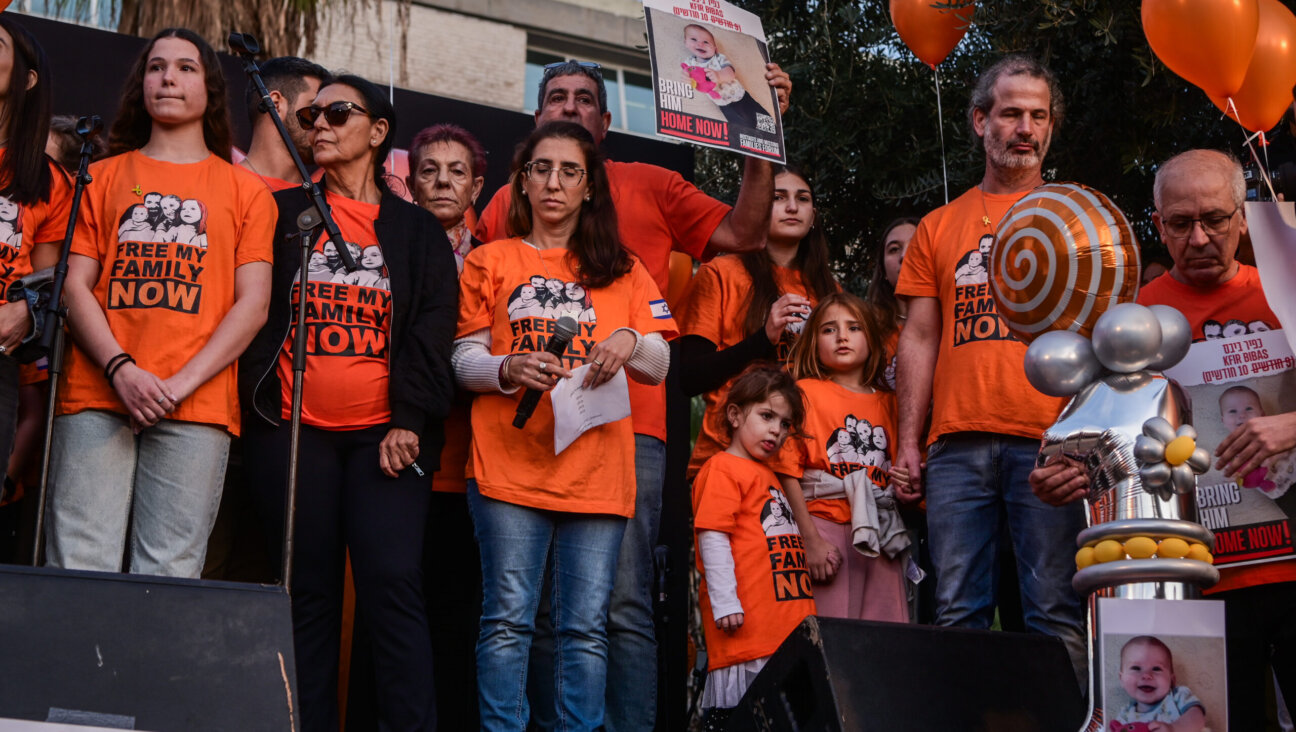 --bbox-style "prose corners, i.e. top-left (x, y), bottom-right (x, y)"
top-left (1163, 328), bottom-right (1296, 569)
top-left (643, 0), bottom-right (785, 162)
